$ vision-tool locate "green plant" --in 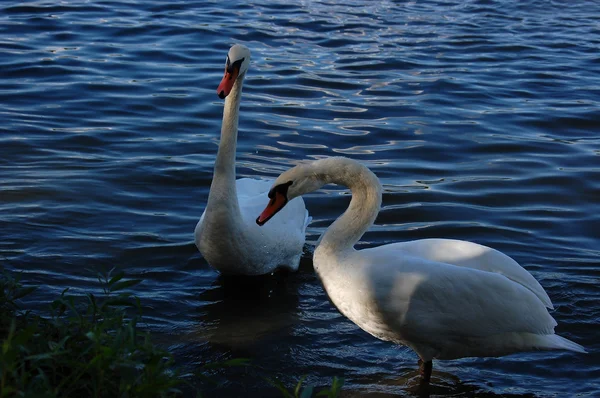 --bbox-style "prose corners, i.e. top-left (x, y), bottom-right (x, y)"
top-left (0, 270), bottom-right (36, 333)
top-left (0, 268), bottom-right (345, 398)
top-left (268, 375), bottom-right (344, 398)
top-left (0, 268), bottom-right (182, 398)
